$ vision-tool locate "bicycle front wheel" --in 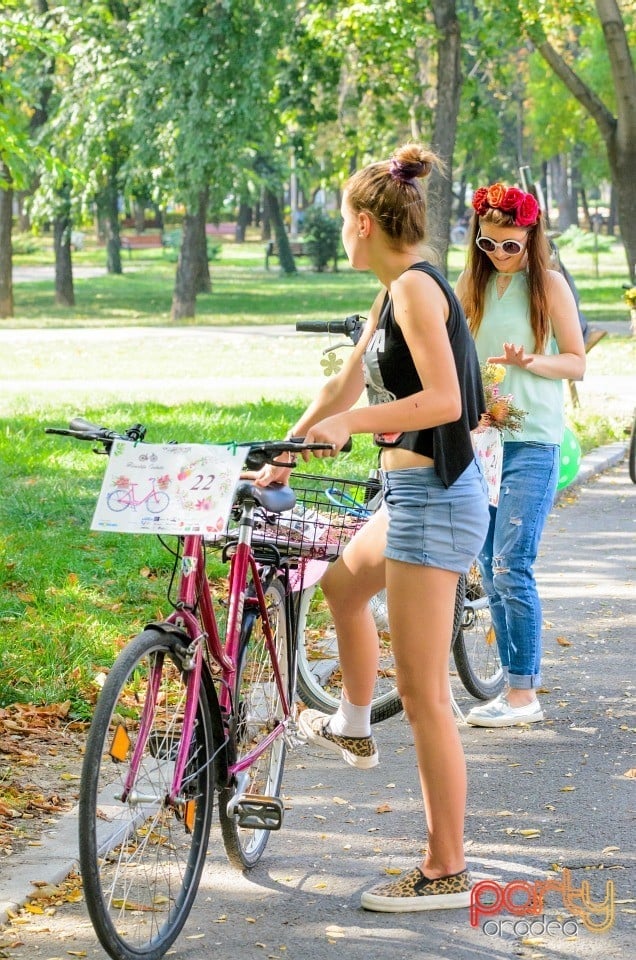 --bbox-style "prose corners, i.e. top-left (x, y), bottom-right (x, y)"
top-left (219, 577), bottom-right (289, 869)
top-left (297, 577), bottom-right (467, 724)
top-left (79, 628), bottom-right (216, 960)
top-left (453, 563), bottom-right (505, 700)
